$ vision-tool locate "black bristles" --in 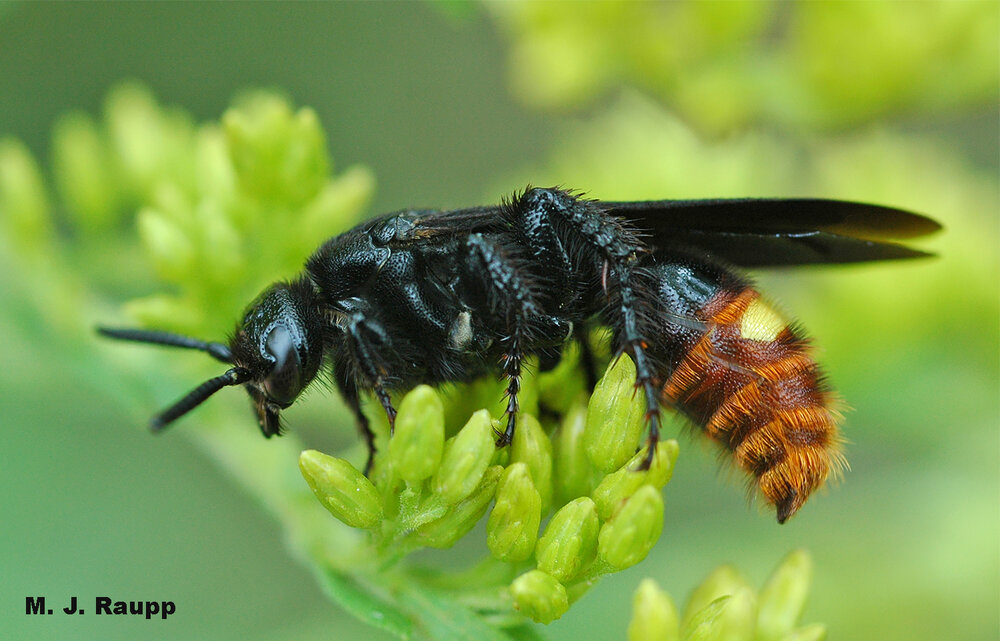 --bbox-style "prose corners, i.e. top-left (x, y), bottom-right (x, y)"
top-left (97, 327), bottom-right (232, 363)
